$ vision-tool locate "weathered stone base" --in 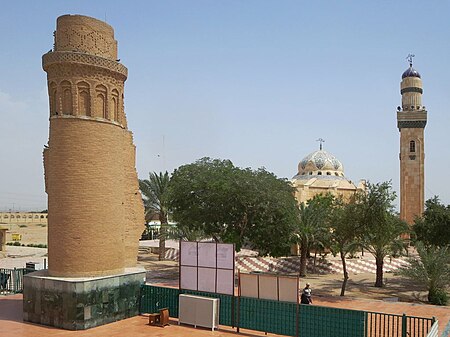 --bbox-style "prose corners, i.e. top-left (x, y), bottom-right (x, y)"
top-left (23, 267), bottom-right (145, 330)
